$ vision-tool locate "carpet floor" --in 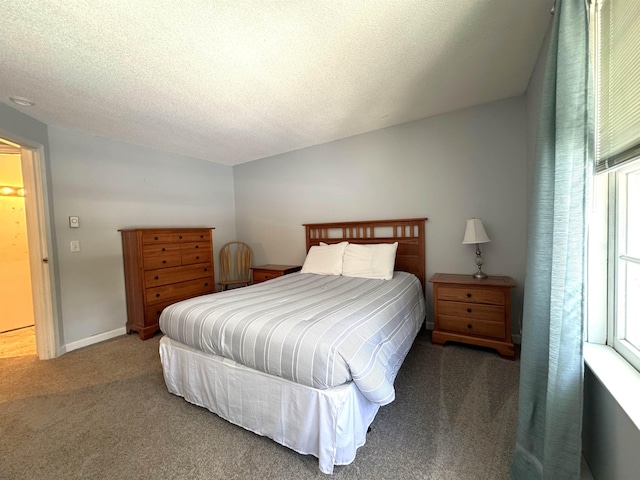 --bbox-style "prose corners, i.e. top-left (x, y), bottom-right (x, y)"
top-left (0, 329), bottom-right (519, 479)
